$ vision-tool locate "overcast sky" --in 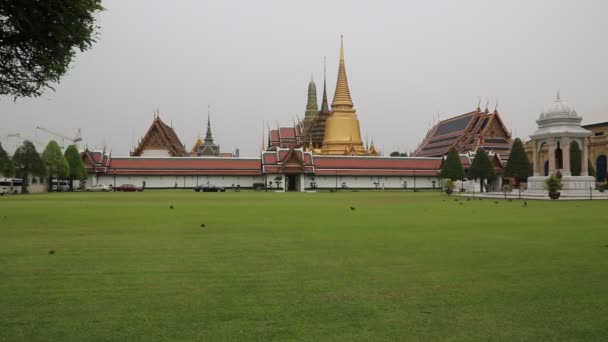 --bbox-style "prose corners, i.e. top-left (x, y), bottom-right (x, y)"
top-left (1, 0), bottom-right (607, 156)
